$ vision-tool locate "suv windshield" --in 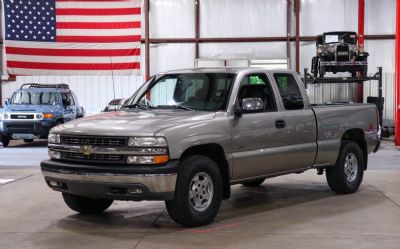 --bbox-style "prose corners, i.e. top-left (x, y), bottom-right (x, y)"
top-left (324, 33), bottom-right (357, 44)
top-left (127, 73), bottom-right (236, 111)
top-left (11, 91), bottom-right (58, 105)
